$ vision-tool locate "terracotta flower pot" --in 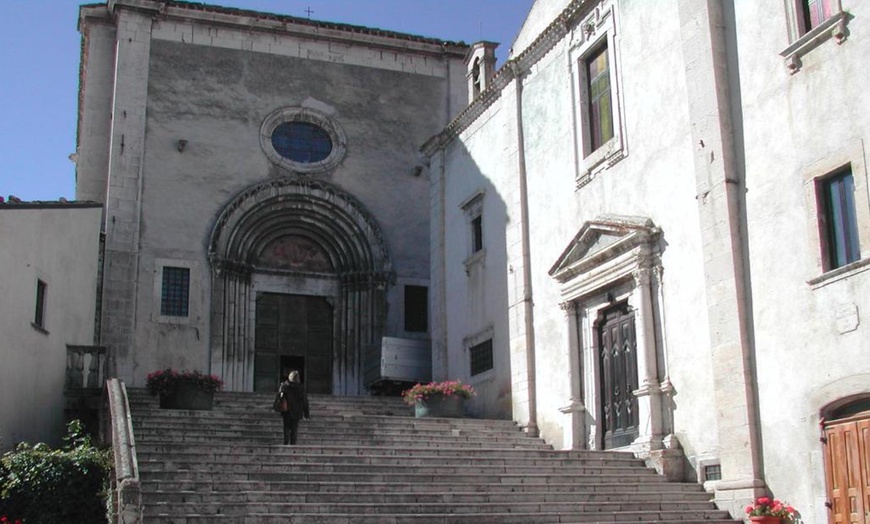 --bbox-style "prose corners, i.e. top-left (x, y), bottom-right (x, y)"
top-left (749, 517), bottom-right (782, 524)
